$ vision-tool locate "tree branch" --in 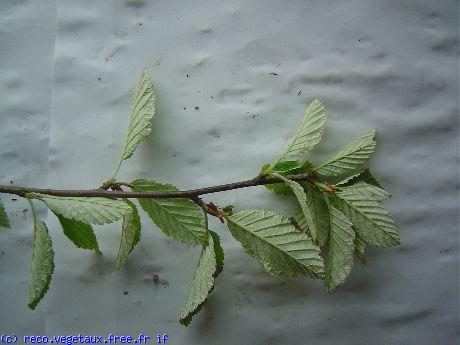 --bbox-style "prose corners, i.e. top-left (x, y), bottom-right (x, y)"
top-left (0, 172), bottom-right (314, 199)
